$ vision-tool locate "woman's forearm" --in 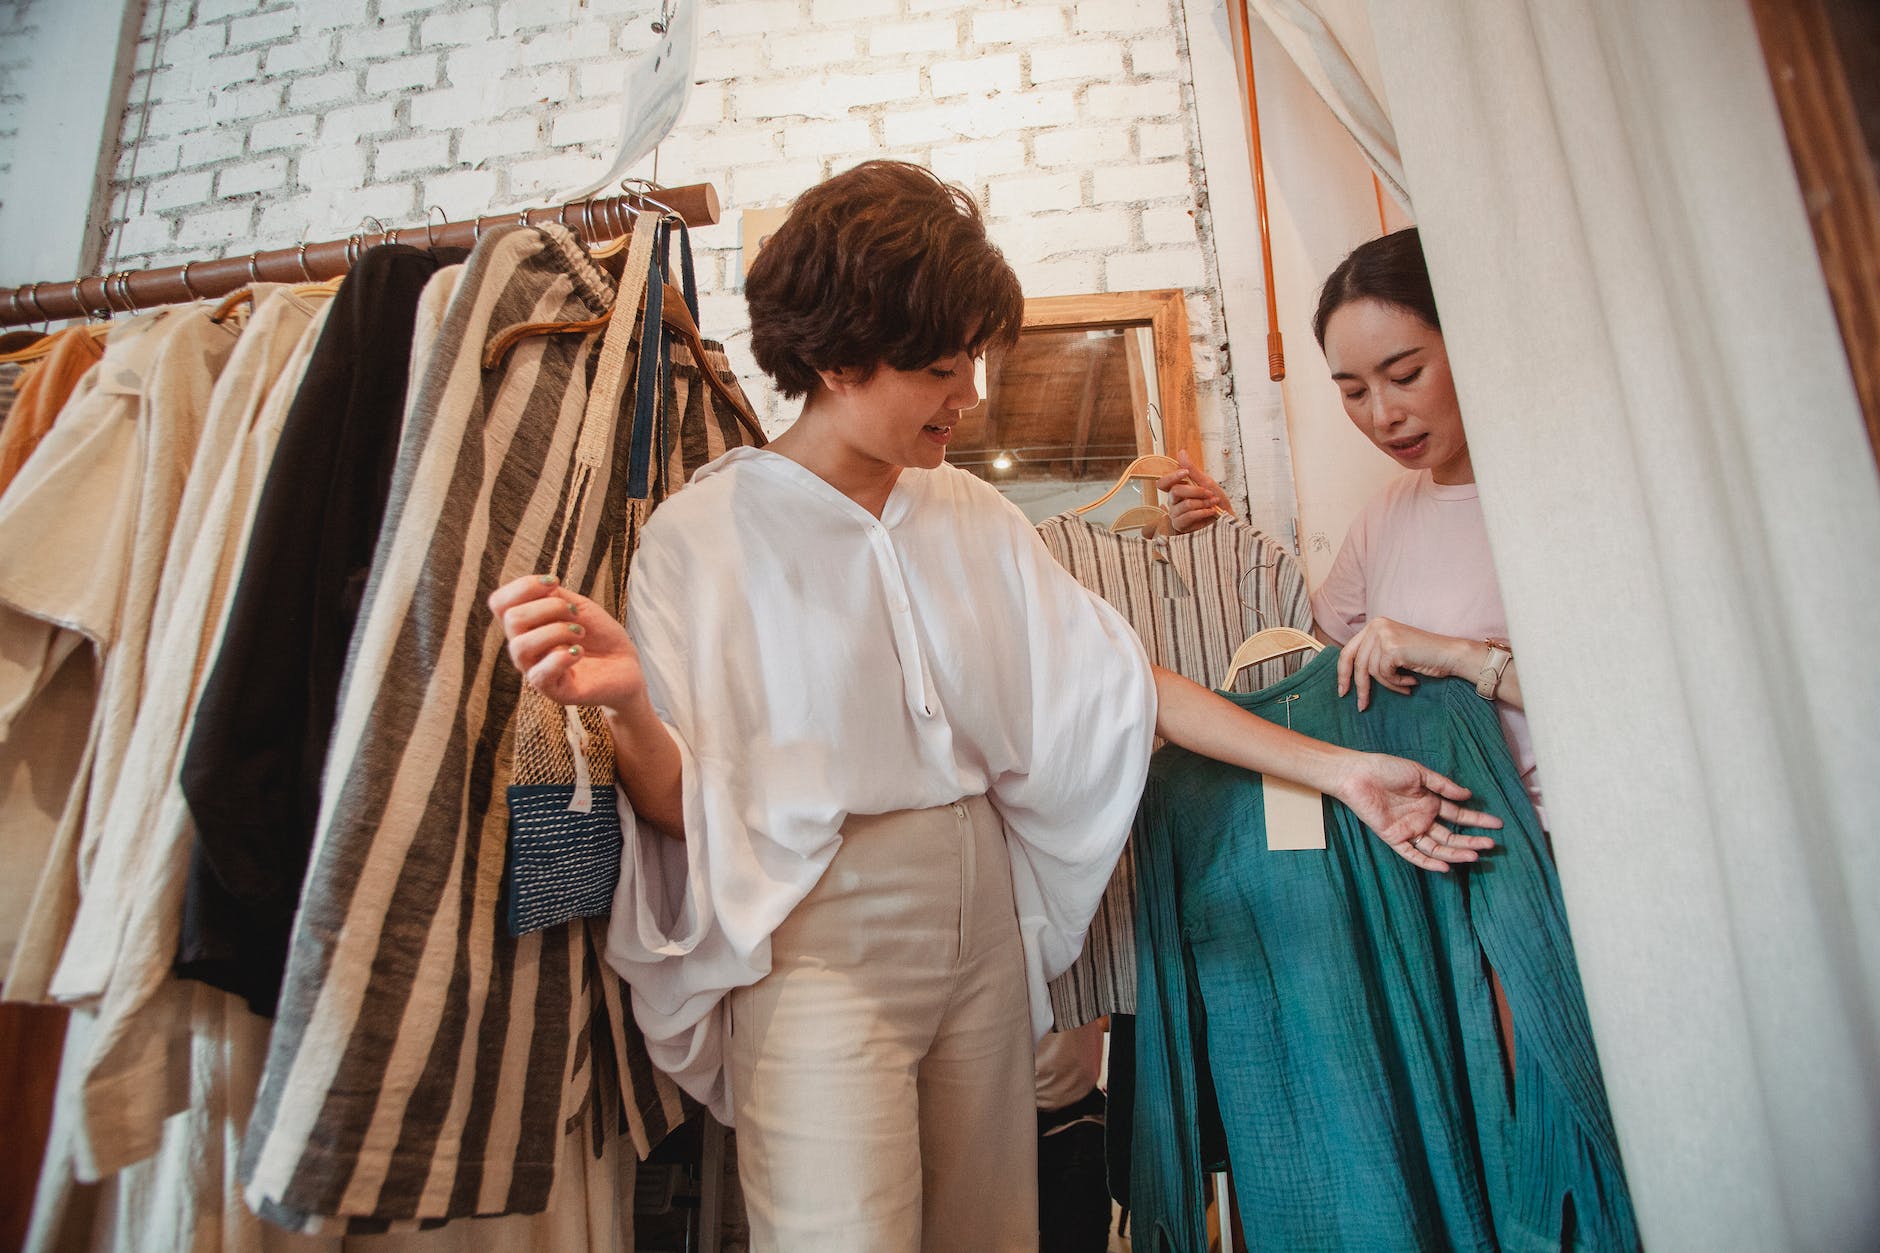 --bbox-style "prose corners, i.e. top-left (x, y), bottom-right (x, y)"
top-left (605, 695), bottom-right (686, 840)
top-left (1151, 664), bottom-right (1353, 795)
